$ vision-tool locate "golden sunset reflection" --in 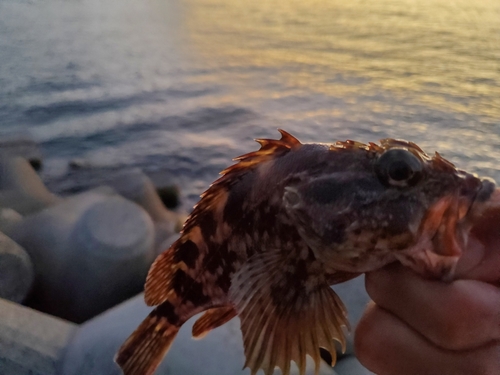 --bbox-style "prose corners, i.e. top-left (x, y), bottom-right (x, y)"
top-left (183, 0), bottom-right (500, 120)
